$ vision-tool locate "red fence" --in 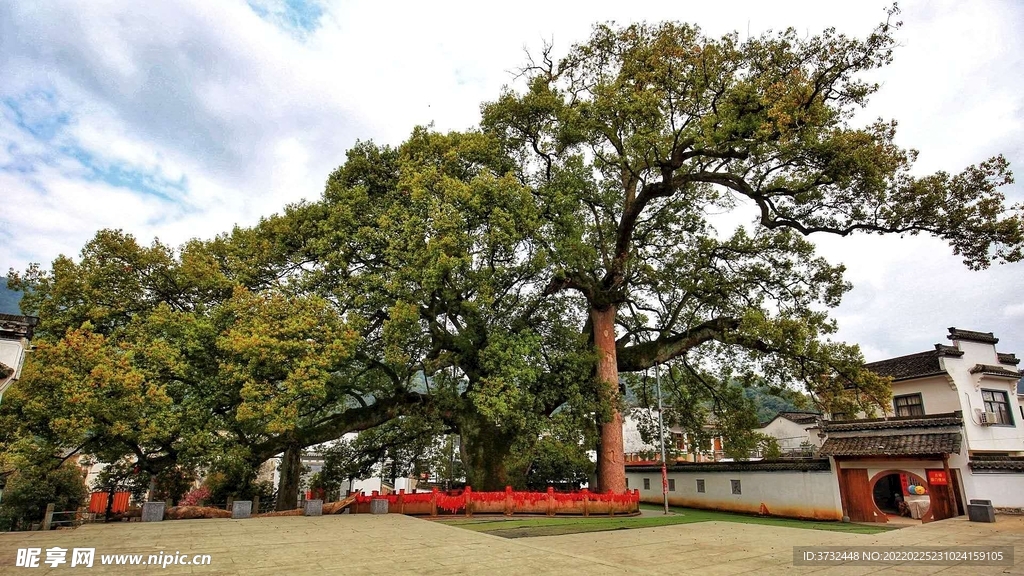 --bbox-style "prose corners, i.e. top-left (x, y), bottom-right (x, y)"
top-left (349, 486), bottom-right (640, 517)
top-left (88, 491), bottom-right (131, 514)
